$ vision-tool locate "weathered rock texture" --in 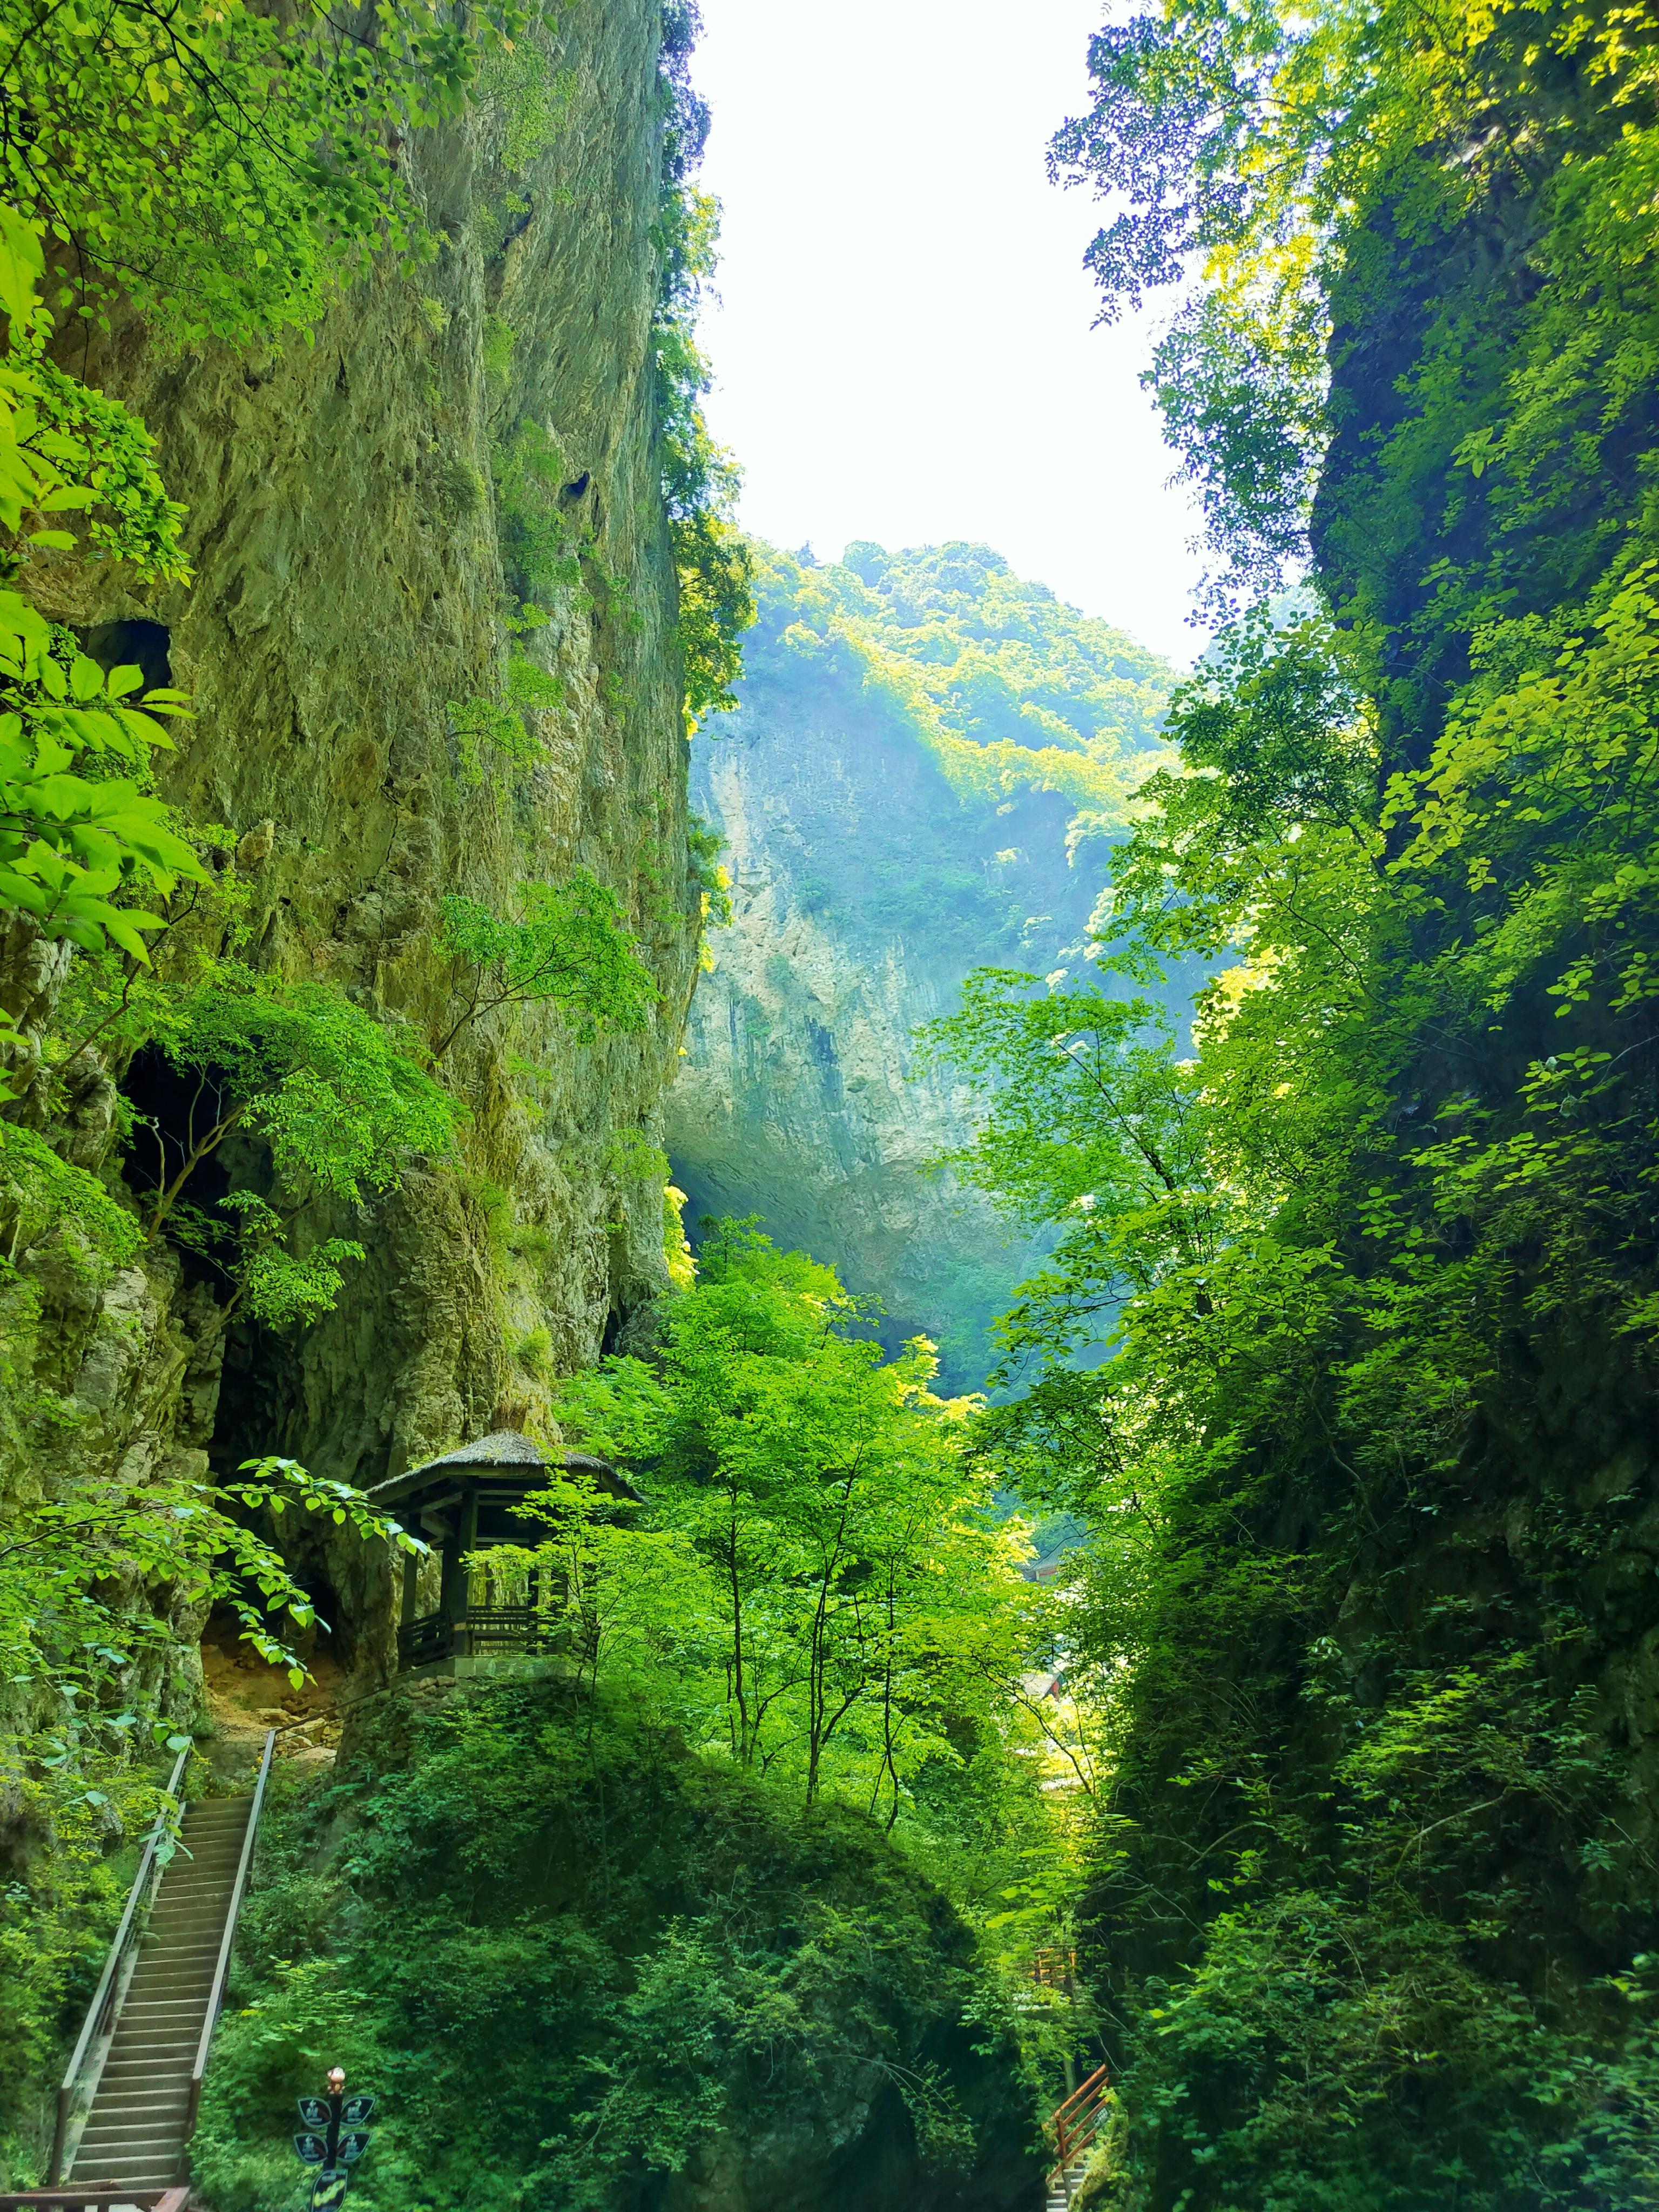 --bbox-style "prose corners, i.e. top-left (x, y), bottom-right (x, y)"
top-left (667, 546), bottom-right (1172, 1387)
top-left (9, 0), bottom-right (697, 1669)
top-left (673, 692), bottom-right (1065, 1387)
